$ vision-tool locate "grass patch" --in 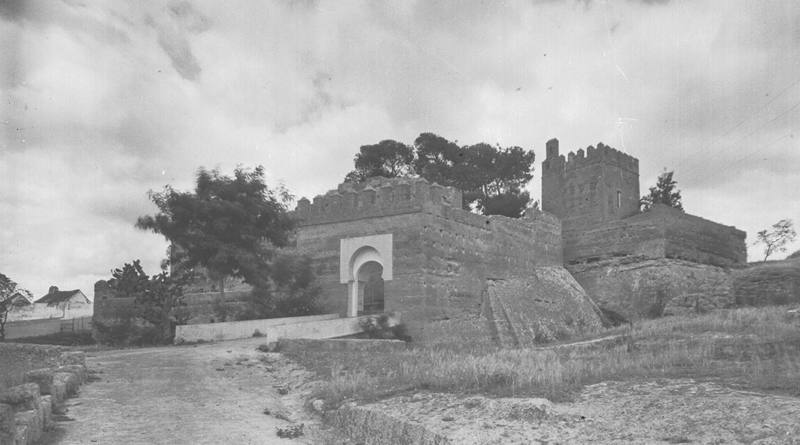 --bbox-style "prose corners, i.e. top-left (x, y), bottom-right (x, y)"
top-left (284, 306), bottom-right (800, 407)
